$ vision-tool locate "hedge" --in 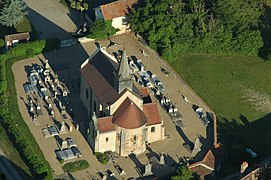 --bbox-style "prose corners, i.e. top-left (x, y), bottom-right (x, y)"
top-left (94, 152), bottom-right (109, 164)
top-left (62, 160), bottom-right (89, 173)
top-left (0, 39), bottom-right (60, 179)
